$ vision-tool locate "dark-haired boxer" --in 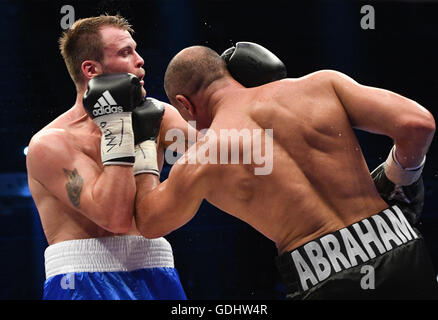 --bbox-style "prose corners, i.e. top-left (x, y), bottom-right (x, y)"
top-left (26, 15), bottom-right (195, 300)
top-left (135, 45), bottom-right (438, 299)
